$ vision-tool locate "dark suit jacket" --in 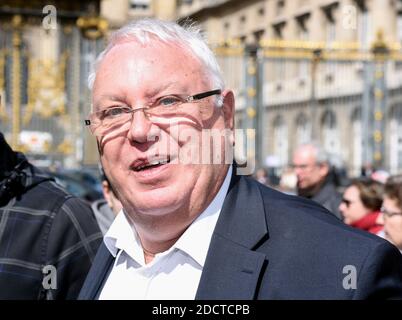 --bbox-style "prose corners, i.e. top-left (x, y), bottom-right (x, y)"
top-left (79, 172), bottom-right (402, 299)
